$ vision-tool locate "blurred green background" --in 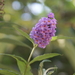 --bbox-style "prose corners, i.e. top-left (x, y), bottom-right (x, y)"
top-left (0, 0), bottom-right (75, 75)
